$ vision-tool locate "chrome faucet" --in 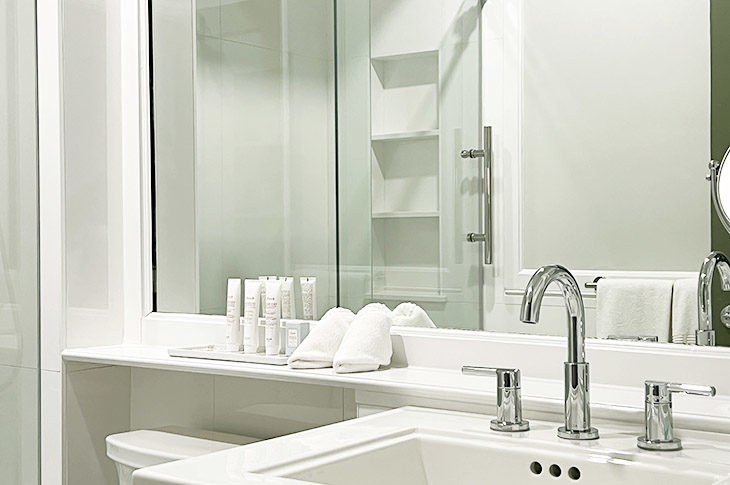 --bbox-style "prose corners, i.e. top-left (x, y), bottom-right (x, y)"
top-left (520, 265), bottom-right (599, 440)
top-left (637, 380), bottom-right (715, 451)
top-left (697, 251), bottom-right (730, 346)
